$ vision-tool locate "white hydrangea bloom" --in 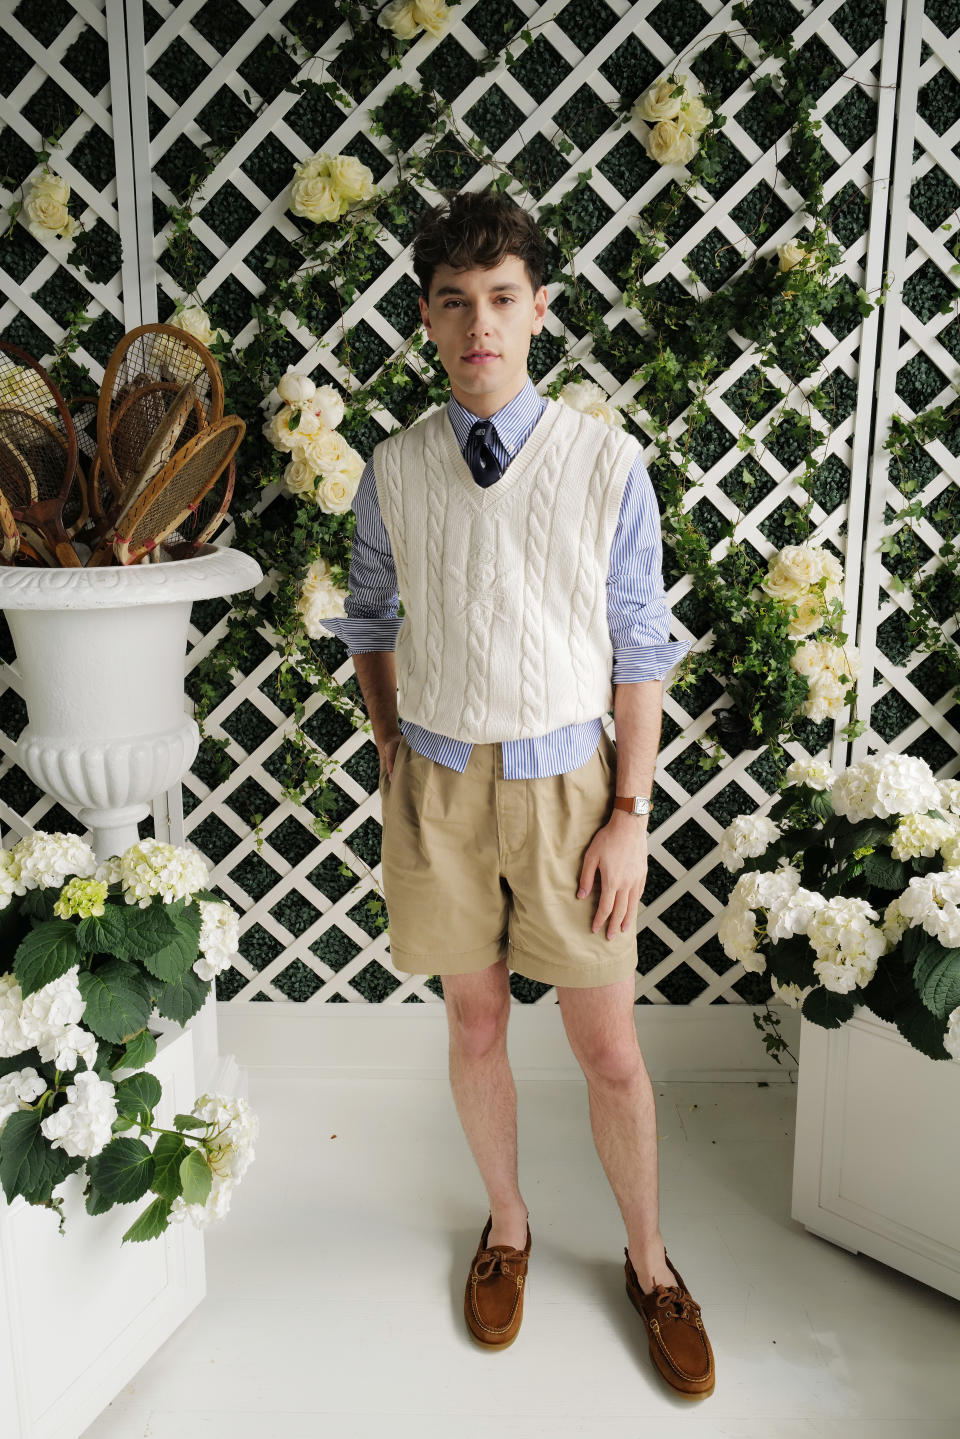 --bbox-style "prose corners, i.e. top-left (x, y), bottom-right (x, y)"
top-left (168, 1093), bottom-right (259, 1229)
top-left (53, 877), bottom-right (108, 920)
top-left (717, 899), bottom-right (764, 971)
top-left (807, 897), bottom-right (885, 992)
top-left (40, 1069), bottom-right (118, 1158)
top-left (898, 871), bottom-right (960, 948)
top-left (765, 886), bottom-right (827, 941)
top-left (95, 856), bottom-right (123, 886)
top-left (0, 848), bottom-right (27, 908)
top-left (882, 896), bottom-right (909, 950)
top-left (784, 757), bottom-right (836, 791)
top-left (12, 832), bottom-right (96, 890)
top-left (945, 1005), bottom-right (960, 1061)
top-left (770, 975), bottom-right (813, 1009)
top-left (889, 811), bottom-right (958, 861)
top-left (0, 1066), bottom-right (48, 1137)
top-left (18, 966), bottom-right (85, 1047)
top-left (37, 1022), bottom-right (98, 1072)
top-left (736, 864), bottom-right (801, 912)
top-left (718, 814), bottom-right (780, 872)
top-left (941, 832), bottom-right (960, 869)
top-left (0, 973), bottom-right (30, 1058)
top-left (831, 753), bottom-right (941, 822)
top-left (195, 900), bottom-right (240, 982)
top-left (936, 779), bottom-right (960, 817)
top-left (120, 839), bottom-right (211, 908)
